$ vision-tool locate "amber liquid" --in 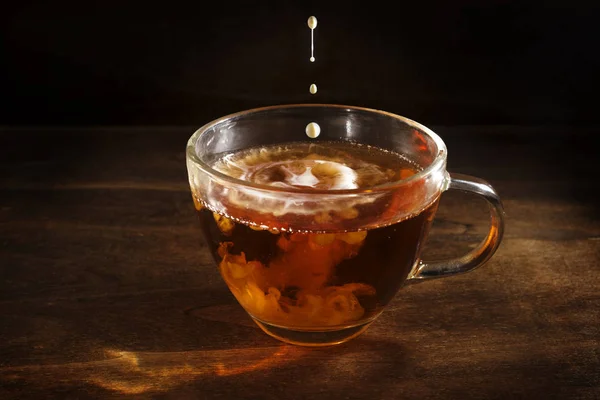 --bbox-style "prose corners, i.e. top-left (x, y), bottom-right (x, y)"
top-left (195, 141), bottom-right (439, 330)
